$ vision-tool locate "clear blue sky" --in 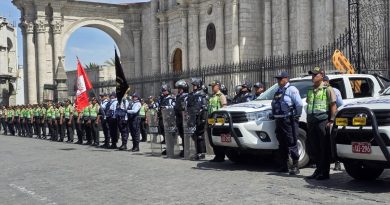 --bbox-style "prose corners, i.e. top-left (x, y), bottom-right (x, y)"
top-left (0, 0), bottom-right (149, 71)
